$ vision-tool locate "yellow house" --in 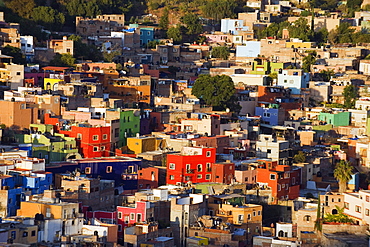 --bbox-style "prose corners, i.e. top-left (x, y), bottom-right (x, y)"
top-left (17, 191), bottom-right (79, 219)
top-left (285, 41), bottom-right (315, 48)
top-left (187, 236), bottom-right (209, 246)
top-left (44, 78), bottom-right (63, 91)
top-left (127, 136), bottom-right (165, 154)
